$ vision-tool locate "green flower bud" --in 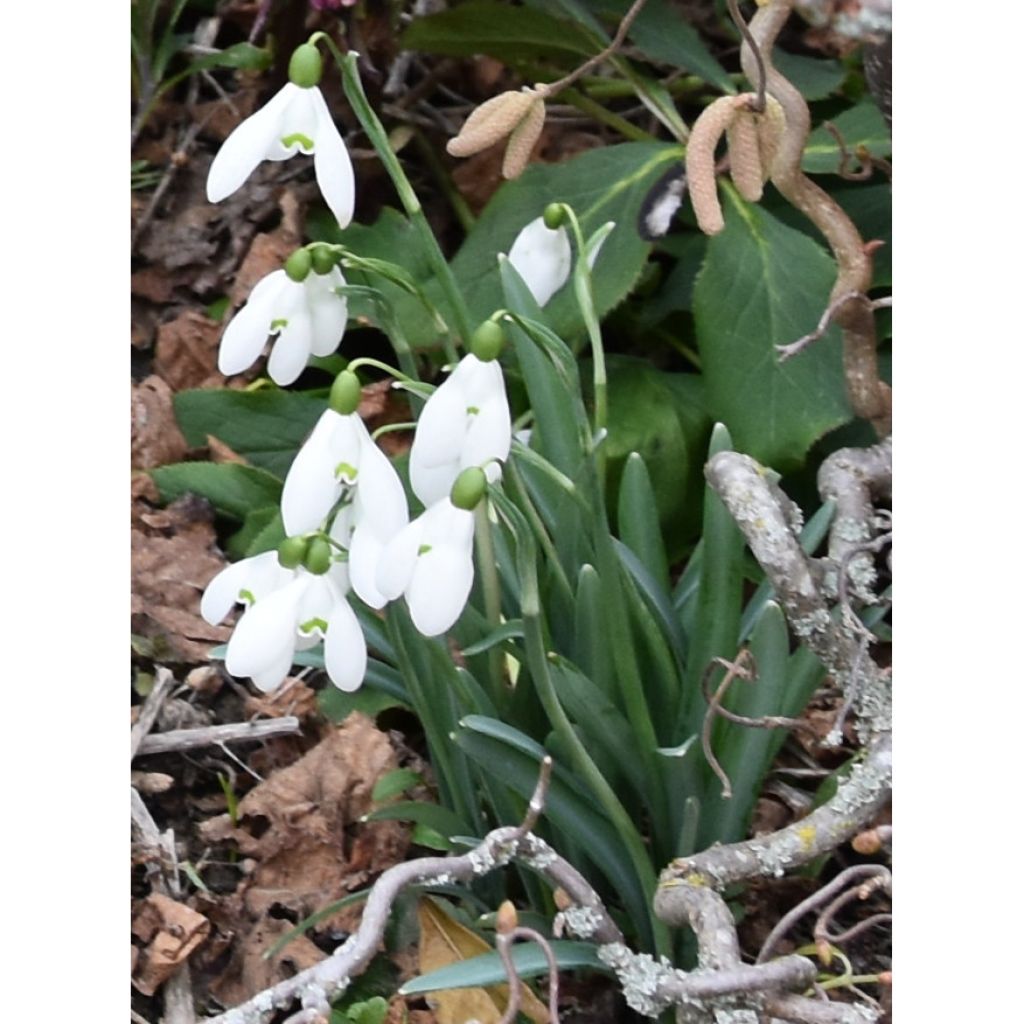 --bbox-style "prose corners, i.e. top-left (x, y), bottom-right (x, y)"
top-left (304, 537), bottom-right (333, 575)
top-left (329, 371), bottom-right (362, 415)
top-left (277, 536), bottom-right (309, 569)
top-left (542, 202), bottom-right (565, 230)
top-left (288, 44), bottom-right (323, 89)
top-left (284, 248), bottom-right (313, 282)
top-left (310, 246), bottom-right (337, 275)
top-left (451, 466), bottom-right (488, 511)
top-left (470, 319), bottom-right (505, 362)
